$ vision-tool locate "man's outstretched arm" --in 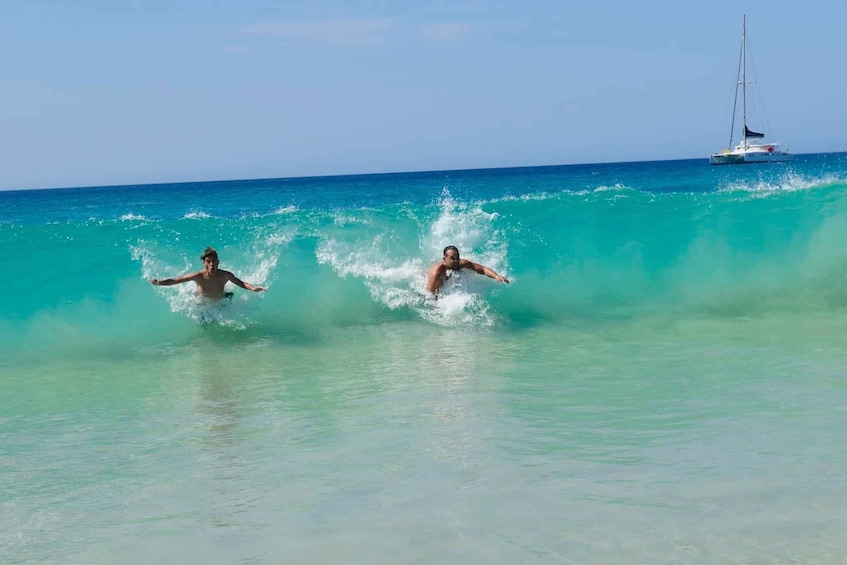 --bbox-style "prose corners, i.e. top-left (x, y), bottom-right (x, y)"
top-left (226, 271), bottom-right (266, 292)
top-left (150, 271), bottom-right (200, 286)
top-left (462, 259), bottom-right (509, 284)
